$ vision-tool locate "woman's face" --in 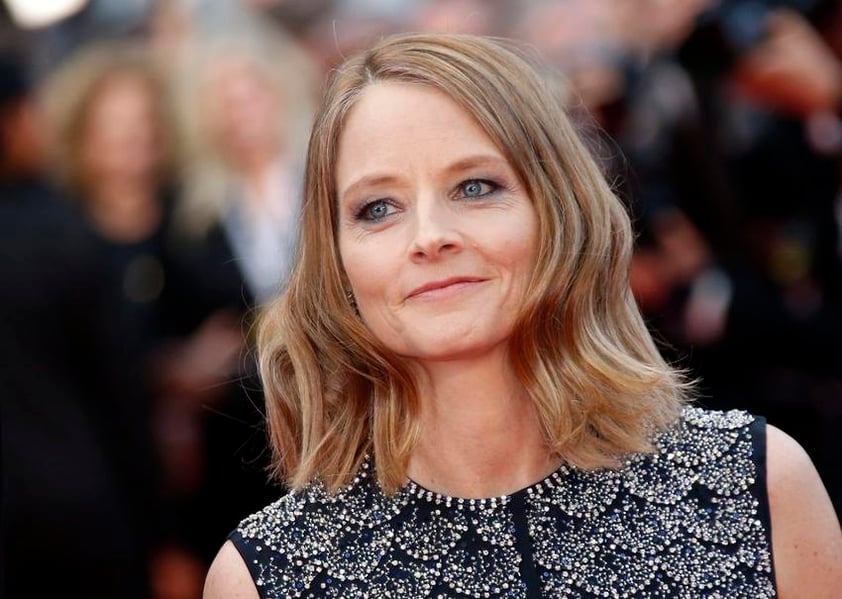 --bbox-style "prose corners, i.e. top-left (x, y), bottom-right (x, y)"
top-left (203, 57), bottom-right (282, 166)
top-left (336, 82), bottom-right (539, 364)
top-left (80, 72), bottom-right (161, 187)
